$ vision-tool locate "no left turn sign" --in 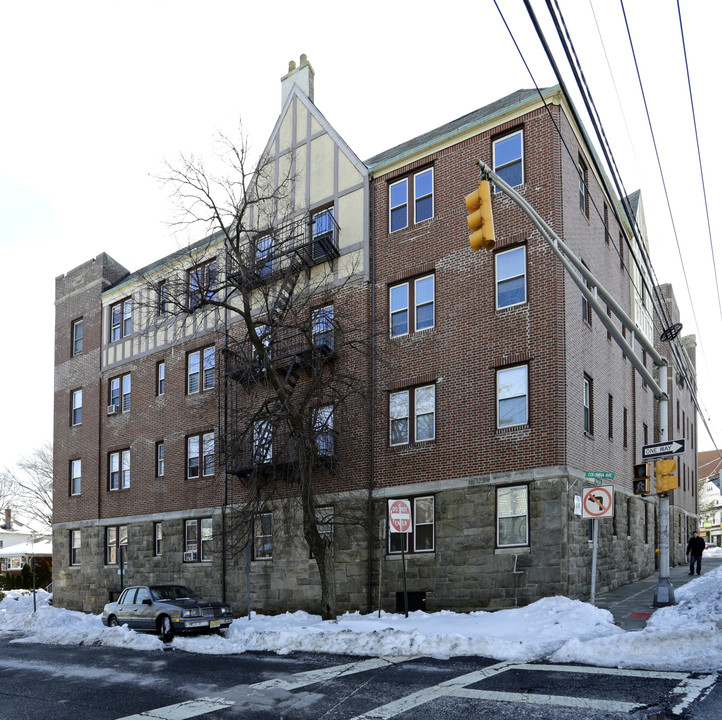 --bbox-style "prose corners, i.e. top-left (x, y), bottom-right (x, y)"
top-left (582, 485), bottom-right (614, 519)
